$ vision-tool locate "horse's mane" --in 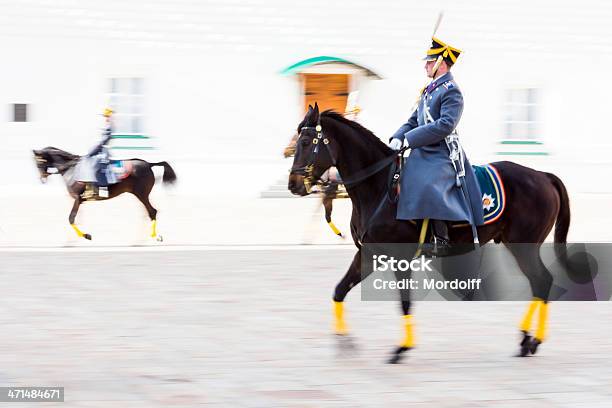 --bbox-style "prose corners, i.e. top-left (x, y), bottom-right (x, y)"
top-left (43, 146), bottom-right (81, 160)
top-left (321, 110), bottom-right (389, 152)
